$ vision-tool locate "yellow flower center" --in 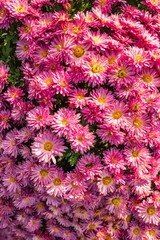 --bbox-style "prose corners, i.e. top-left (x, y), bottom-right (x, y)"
top-left (97, 97), bottom-right (106, 104)
top-left (24, 26), bottom-right (30, 34)
top-left (94, 210), bottom-right (102, 216)
top-left (151, 0), bottom-right (158, 5)
top-left (22, 44), bottom-right (28, 51)
top-left (89, 223), bottom-right (96, 230)
top-left (111, 156), bottom-right (118, 164)
top-left (73, 27), bottom-right (80, 34)
top-left (112, 197), bottom-right (121, 206)
top-left (102, 176), bottom-right (112, 185)
top-left (37, 203), bottom-right (44, 209)
top-left (142, 74), bottom-right (152, 83)
top-left (10, 177), bottom-right (16, 183)
top-left (132, 118), bottom-right (143, 128)
top-left (108, 57), bottom-right (116, 65)
top-left (100, 0), bottom-right (107, 7)
top-left (117, 69), bottom-right (127, 78)
top-left (52, 226), bottom-right (59, 232)
top-left (149, 229), bottom-right (156, 236)
top-left (77, 136), bottom-right (83, 142)
top-left (105, 234), bottom-right (112, 240)
top-left (92, 64), bottom-right (101, 73)
top-left (135, 54), bottom-right (143, 62)
top-left (132, 150), bottom-right (139, 157)
top-left (61, 119), bottom-right (68, 126)
top-left (56, 43), bottom-right (64, 52)
top-left (45, 78), bottom-right (52, 86)
top-left (2, 116), bottom-right (8, 123)
top-left (73, 46), bottom-right (85, 58)
top-left (43, 141), bottom-right (53, 151)
top-left (147, 206), bottom-right (156, 215)
top-left (133, 228), bottom-right (140, 236)
top-left (126, 215), bottom-right (132, 222)
top-left (10, 139), bottom-right (15, 146)
top-left (112, 110), bottom-right (122, 119)
top-left (92, 36), bottom-right (101, 43)
top-left (53, 178), bottom-right (62, 186)
top-left (40, 169), bottom-right (49, 177)
top-left (77, 93), bottom-right (84, 100)
top-left (36, 115), bottom-right (43, 122)
top-left (41, 49), bottom-right (48, 58)
top-left (60, 79), bottom-right (67, 88)
top-left (0, 8), bottom-right (7, 18)
top-left (16, 6), bottom-right (25, 12)
top-left (70, 181), bottom-right (79, 189)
